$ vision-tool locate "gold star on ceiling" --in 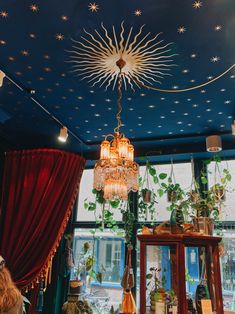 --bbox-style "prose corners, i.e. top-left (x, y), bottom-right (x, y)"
top-left (88, 2), bottom-right (99, 12)
top-left (8, 56), bottom-right (15, 61)
top-left (21, 50), bottom-right (29, 56)
top-left (177, 26), bottom-right (186, 33)
top-left (30, 4), bottom-right (39, 12)
top-left (61, 15), bottom-right (68, 21)
top-left (0, 11), bottom-right (8, 18)
top-left (56, 33), bottom-right (64, 41)
top-left (0, 40), bottom-right (6, 45)
top-left (29, 33), bottom-right (36, 38)
top-left (193, 1), bottom-right (202, 9)
top-left (134, 9), bottom-right (142, 16)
